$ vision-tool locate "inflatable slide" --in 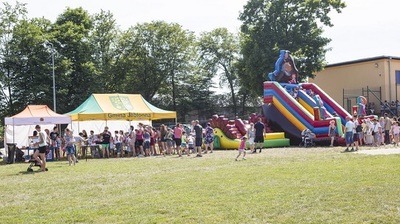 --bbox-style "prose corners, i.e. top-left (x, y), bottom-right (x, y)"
top-left (209, 114), bottom-right (290, 149)
top-left (264, 49), bottom-right (376, 145)
top-left (263, 81), bottom-right (345, 142)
